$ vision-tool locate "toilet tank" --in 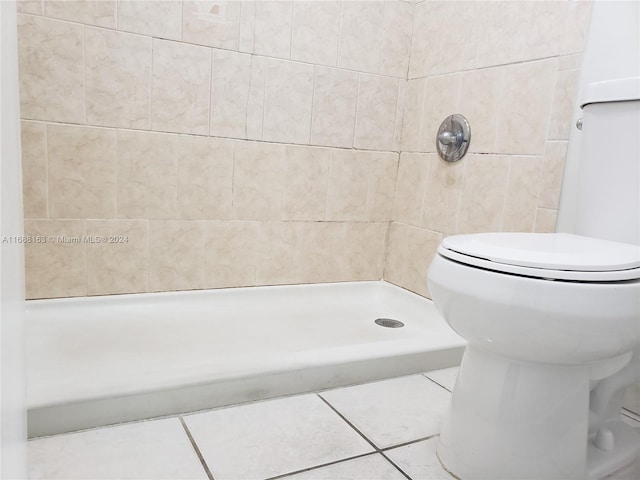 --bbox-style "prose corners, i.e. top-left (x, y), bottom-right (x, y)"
top-left (575, 77), bottom-right (640, 245)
